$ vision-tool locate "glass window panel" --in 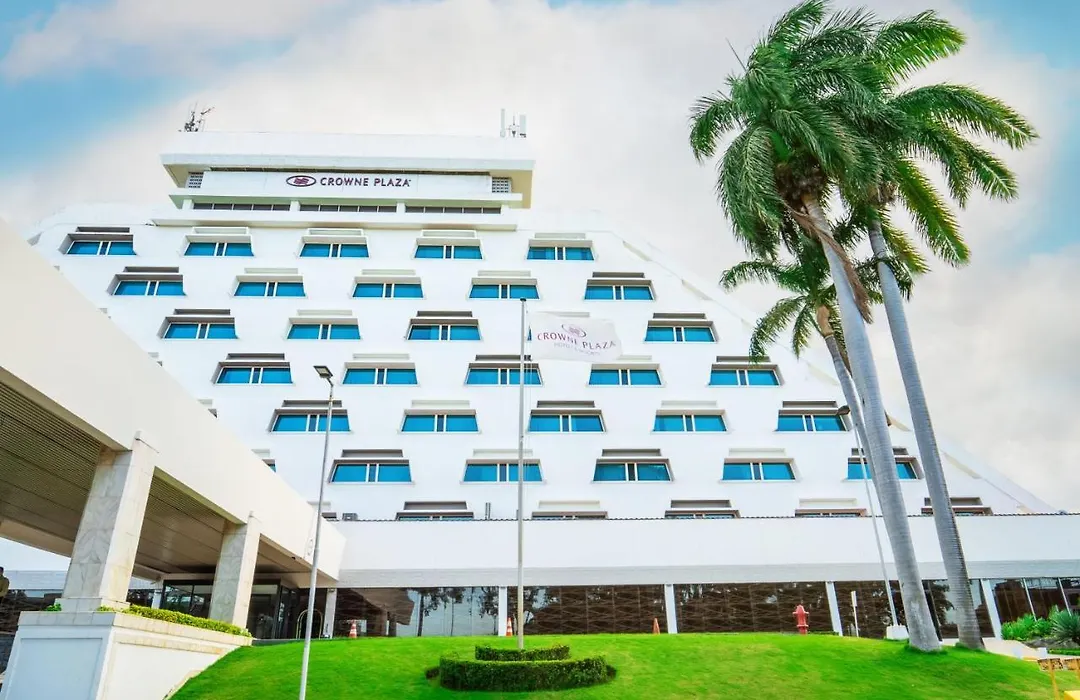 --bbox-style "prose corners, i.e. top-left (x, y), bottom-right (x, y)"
top-left (507, 464), bottom-right (543, 482)
top-left (185, 241), bottom-right (217, 256)
top-left (571, 414), bottom-right (603, 432)
top-left (259, 367), bottom-right (292, 384)
top-left (164, 323), bottom-right (198, 339)
top-left (115, 280), bottom-right (148, 295)
top-left (394, 283), bottom-right (423, 298)
top-left (761, 463), bottom-right (795, 480)
top-left (107, 240), bottom-right (135, 255)
top-left (529, 415), bottom-right (560, 432)
top-left (321, 415), bottom-right (350, 432)
top-left (274, 282), bottom-right (305, 297)
top-left (339, 244), bottom-right (368, 258)
top-left (635, 463), bottom-right (670, 481)
top-left (812, 415), bottom-right (846, 432)
top-left (452, 246), bottom-right (482, 259)
top-left (377, 465), bottom-right (412, 482)
top-left (272, 414), bottom-right (308, 432)
top-left (629, 369), bottom-right (661, 385)
top-left (353, 283), bottom-right (384, 298)
top-left (723, 463), bottom-right (754, 481)
top-left (564, 247), bottom-right (593, 260)
top-left (683, 327), bottom-right (715, 342)
top-left (415, 245), bottom-right (444, 259)
top-left (466, 368), bottom-right (499, 385)
top-left (507, 369), bottom-right (542, 386)
top-left (645, 326), bottom-right (674, 342)
top-left (777, 415), bottom-right (807, 432)
top-left (621, 285), bottom-right (653, 300)
top-left (327, 324), bottom-right (360, 340)
top-left (343, 368), bottom-right (376, 385)
top-left (527, 247), bottom-right (555, 260)
top-left (235, 281), bottom-right (266, 296)
top-left (469, 285), bottom-right (500, 299)
top-left (288, 324), bottom-right (321, 339)
top-left (385, 368), bottom-right (417, 385)
top-left (847, 462), bottom-right (870, 479)
top-left (509, 285), bottom-right (539, 299)
top-left (205, 324), bottom-right (236, 339)
top-left (594, 464), bottom-right (627, 482)
top-left (331, 464), bottom-right (369, 482)
top-left (654, 414), bottom-right (685, 432)
top-left (68, 240), bottom-right (103, 255)
top-left (402, 415), bottom-right (436, 432)
top-left (408, 325), bottom-right (440, 340)
top-left (584, 285), bottom-right (614, 300)
top-left (896, 462), bottom-right (918, 480)
top-left (746, 369), bottom-right (780, 385)
top-left (154, 280), bottom-right (185, 296)
top-left (300, 243), bottom-right (331, 257)
top-left (448, 325), bottom-right (481, 340)
top-left (446, 415), bottom-right (478, 432)
top-left (224, 242), bottom-right (252, 256)
top-left (217, 367), bottom-right (252, 384)
top-left (709, 369), bottom-right (739, 386)
top-left (589, 369), bottom-right (620, 385)
top-left (464, 464), bottom-right (499, 482)
top-left (693, 415), bottom-right (726, 431)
